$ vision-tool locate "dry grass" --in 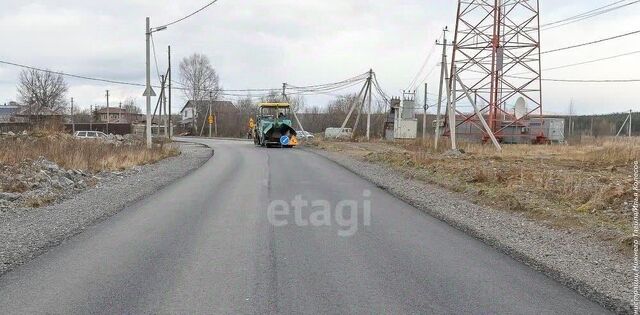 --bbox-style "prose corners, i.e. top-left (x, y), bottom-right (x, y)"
top-left (315, 137), bottom-right (639, 253)
top-left (0, 133), bottom-right (180, 172)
